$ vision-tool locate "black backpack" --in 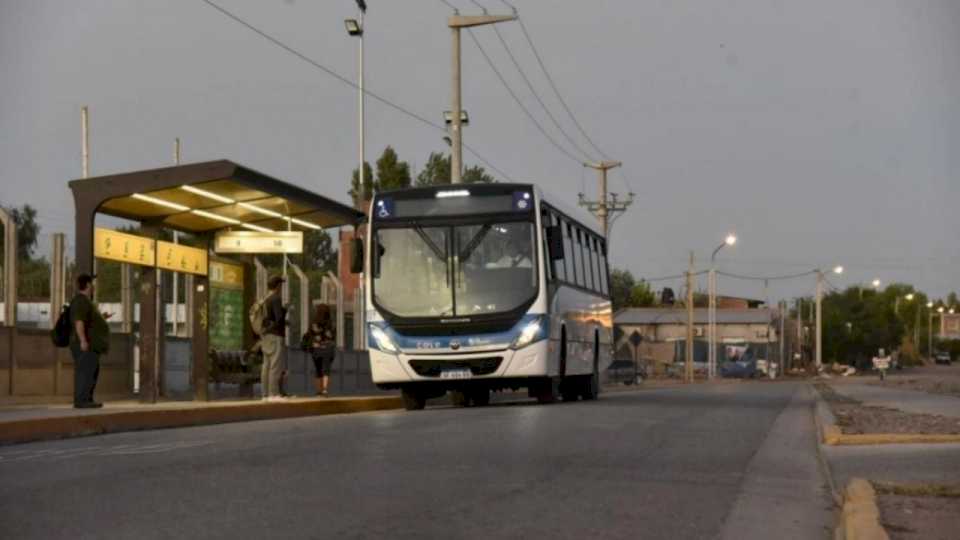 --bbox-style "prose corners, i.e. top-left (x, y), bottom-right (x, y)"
top-left (51, 304), bottom-right (71, 348)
